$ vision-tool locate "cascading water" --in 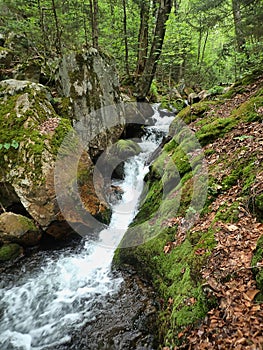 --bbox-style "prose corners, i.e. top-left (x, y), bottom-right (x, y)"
top-left (0, 105), bottom-right (174, 350)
